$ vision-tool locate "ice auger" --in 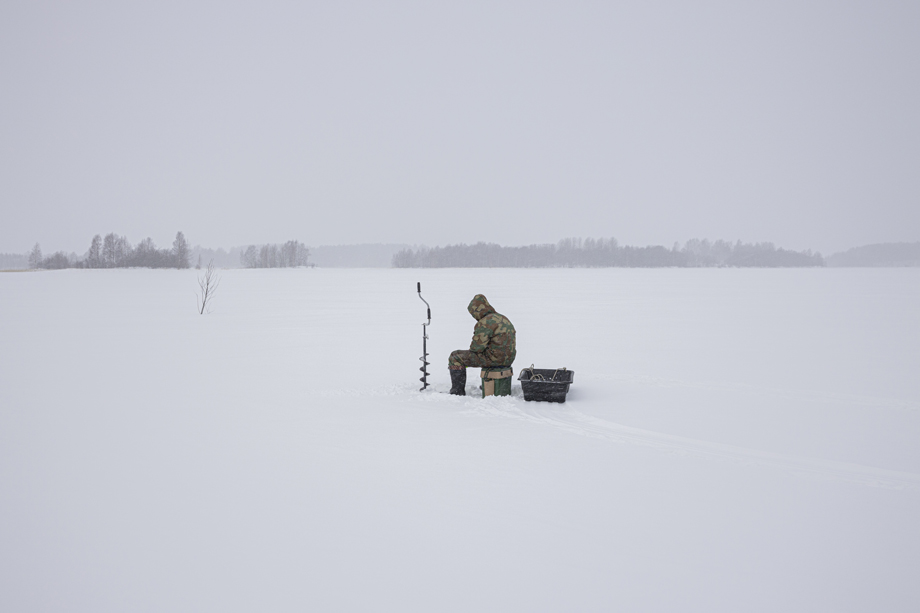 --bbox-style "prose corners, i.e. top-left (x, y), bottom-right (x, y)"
top-left (417, 282), bottom-right (431, 391)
